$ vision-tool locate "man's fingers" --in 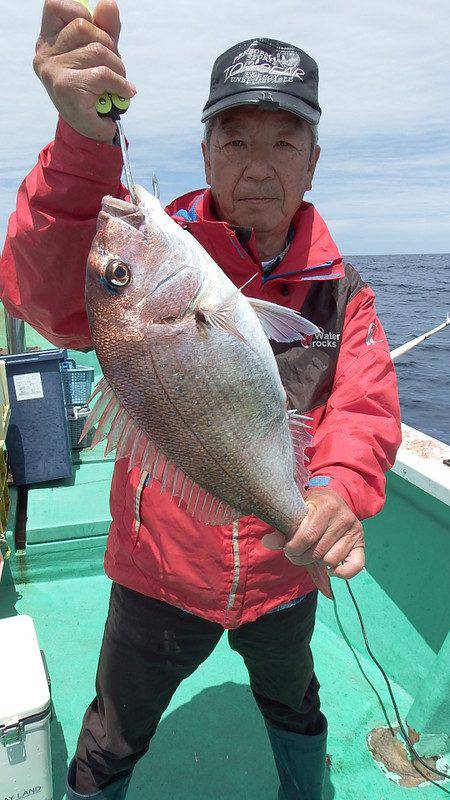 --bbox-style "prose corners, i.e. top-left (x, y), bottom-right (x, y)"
top-left (39, 0), bottom-right (92, 41)
top-left (34, 0), bottom-right (130, 141)
top-left (92, 0), bottom-right (121, 44)
top-left (283, 500), bottom-right (332, 559)
top-left (328, 547), bottom-right (365, 579)
top-left (261, 531), bottom-right (286, 550)
top-left (320, 529), bottom-right (364, 569)
top-left (75, 65), bottom-right (136, 99)
top-left (54, 42), bottom-right (127, 77)
top-left (284, 546), bottom-right (316, 566)
top-left (52, 17), bottom-right (119, 57)
top-left (290, 518), bottom-right (352, 563)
